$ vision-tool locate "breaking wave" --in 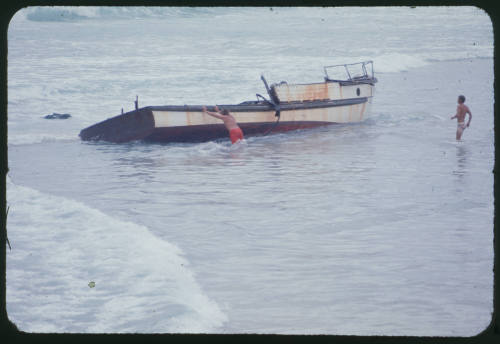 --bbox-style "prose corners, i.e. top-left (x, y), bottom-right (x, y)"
top-left (18, 6), bottom-right (228, 22)
top-left (8, 132), bottom-right (79, 146)
top-left (6, 176), bottom-right (227, 333)
top-left (11, 6), bottom-right (493, 72)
